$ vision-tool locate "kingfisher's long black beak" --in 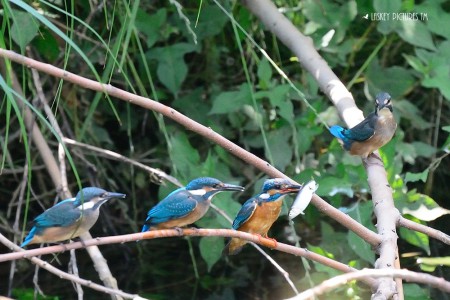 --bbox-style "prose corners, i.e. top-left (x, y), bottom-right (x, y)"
top-left (105, 192), bottom-right (127, 200)
top-left (280, 184), bottom-right (302, 194)
top-left (219, 184), bottom-right (245, 192)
